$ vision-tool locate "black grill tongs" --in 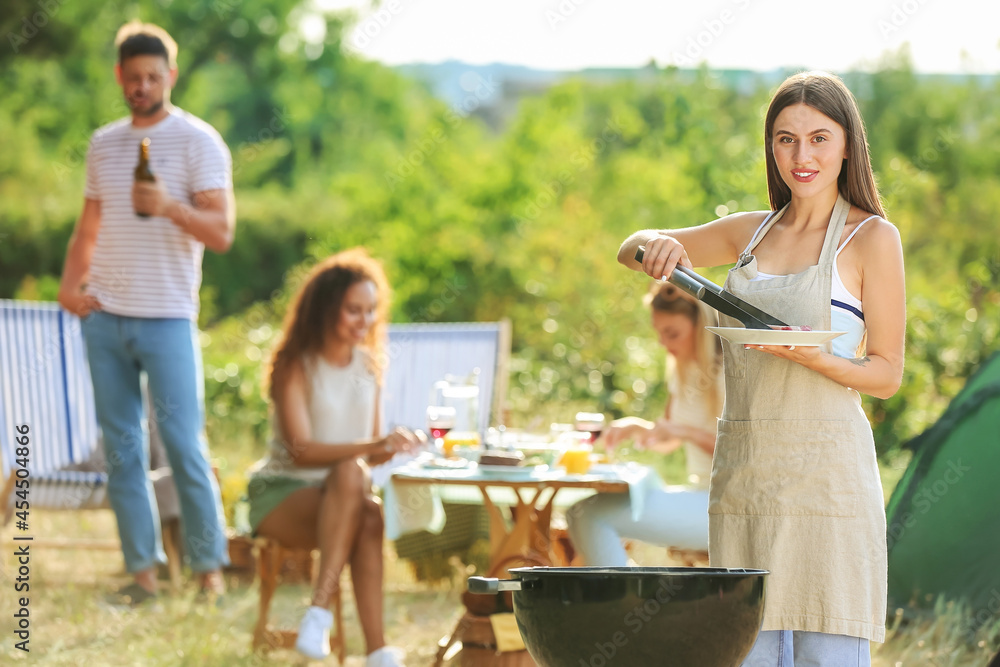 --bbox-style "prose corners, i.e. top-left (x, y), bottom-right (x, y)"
top-left (634, 246), bottom-right (788, 330)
